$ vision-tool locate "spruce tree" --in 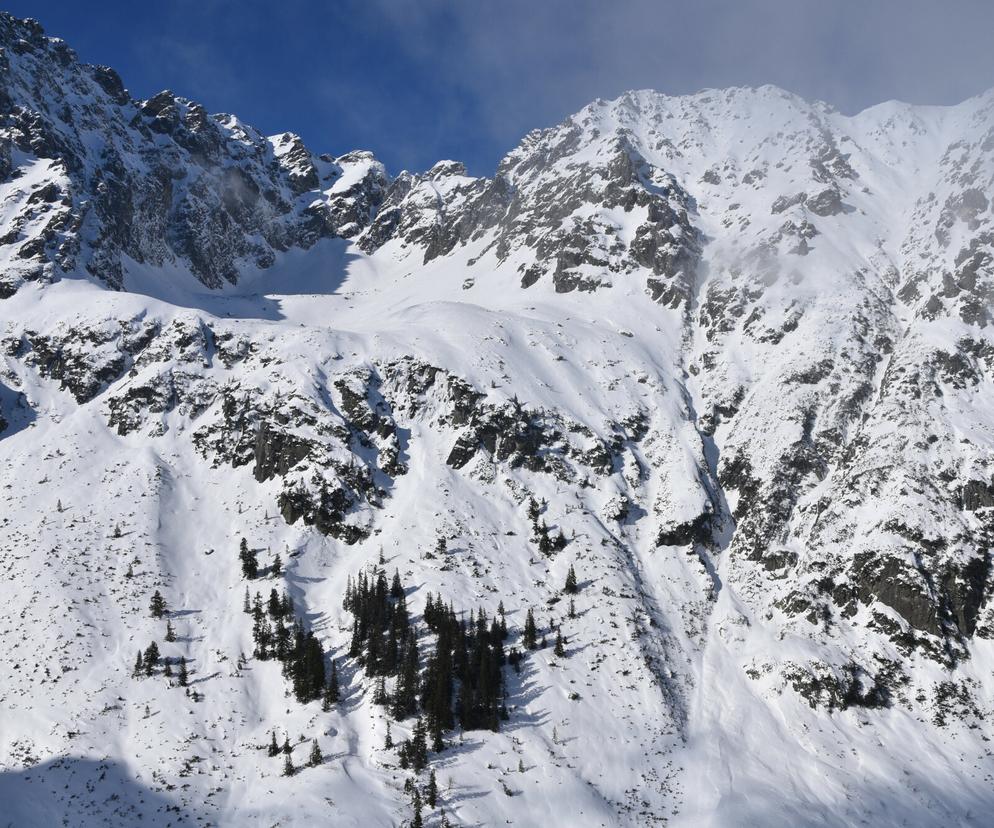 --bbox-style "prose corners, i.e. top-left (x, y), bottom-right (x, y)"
top-left (239, 537), bottom-right (258, 579)
top-left (385, 720), bottom-right (393, 749)
top-left (523, 609), bottom-right (538, 650)
top-left (283, 752), bottom-right (295, 776)
top-left (178, 656), bottom-right (188, 687)
top-left (165, 619), bottom-right (176, 642)
top-left (373, 675), bottom-right (388, 706)
top-left (322, 661), bottom-right (340, 711)
top-left (564, 564), bottom-right (578, 594)
top-left (411, 717), bottom-right (428, 772)
top-left (268, 731), bottom-right (279, 757)
top-left (133, 650), bottom-right (143, 678)
top-left (149, 590), bottom-right (166, 619)
top-left (427, 768), bottom-right (438, 808)
top-left (144, 641), bottom-right (160, 675)
top-left (411, 789), bottom-right (423, 828)
top-left (308, 739), bottom-right (322, 767)
top-left (554, 630), bottom-right (566, 658)
top-left (283, 735), bottom-right (292, 755)
top-left (568, 598), bottom-right (576, 619)
top-left (272, 553), bottom-right (282, 578)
